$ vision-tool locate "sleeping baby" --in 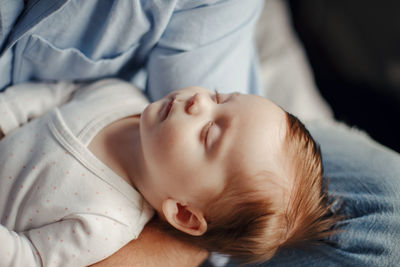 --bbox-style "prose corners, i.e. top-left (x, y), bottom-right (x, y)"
top-left (0, 79), bottom-right (340, 266)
